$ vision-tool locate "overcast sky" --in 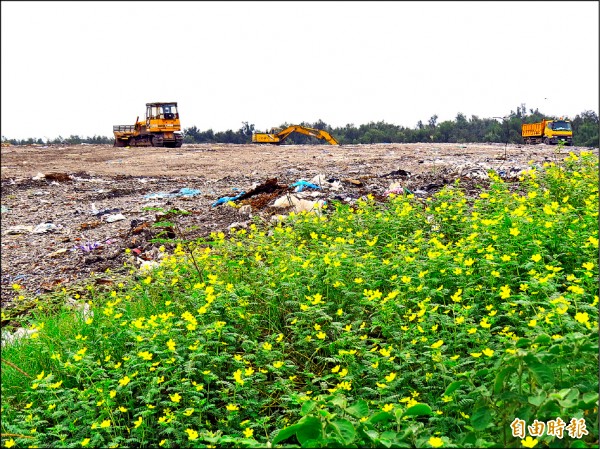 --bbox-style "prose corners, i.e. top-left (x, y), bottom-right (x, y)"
top-left (1, 1), bottom-right (598, 140)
